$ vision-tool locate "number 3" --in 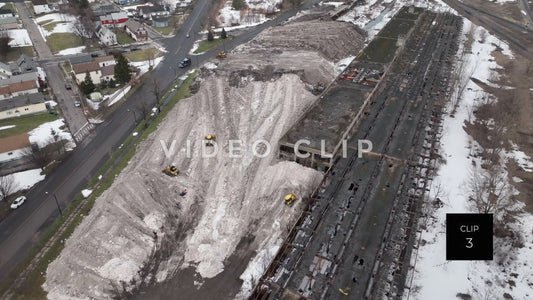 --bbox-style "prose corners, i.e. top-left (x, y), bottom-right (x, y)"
top-left (466, 238), bottom-right (473, 248)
